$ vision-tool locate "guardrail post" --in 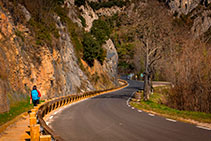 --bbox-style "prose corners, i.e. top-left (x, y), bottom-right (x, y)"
top-left (31, 124), bottom-right (40, 141)
top-left (40, 135), bottom-right (51, 141)
top-left (30, 117), bottom-right (37, 127)
top-left (34, 106), bottom-right (39, 111)
top-left (31, 108), bottom-right (37, 114)
top-left (29, 112), bottom-right (36, 118)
